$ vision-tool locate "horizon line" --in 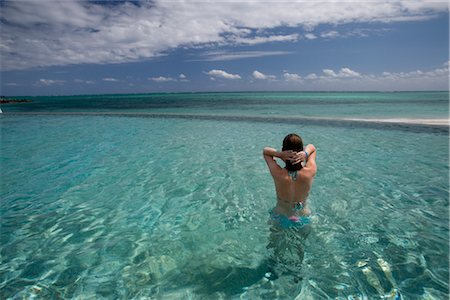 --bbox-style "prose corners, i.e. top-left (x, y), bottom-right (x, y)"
top-left (2, 90), bottom-right (449, 98)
